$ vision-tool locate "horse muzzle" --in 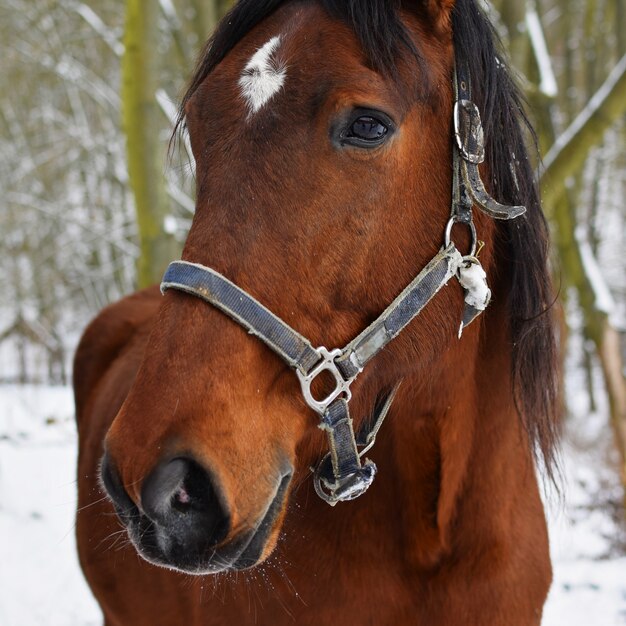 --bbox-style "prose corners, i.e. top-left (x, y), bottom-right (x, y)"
top-left (100, 452), bottom-right (292, 573)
